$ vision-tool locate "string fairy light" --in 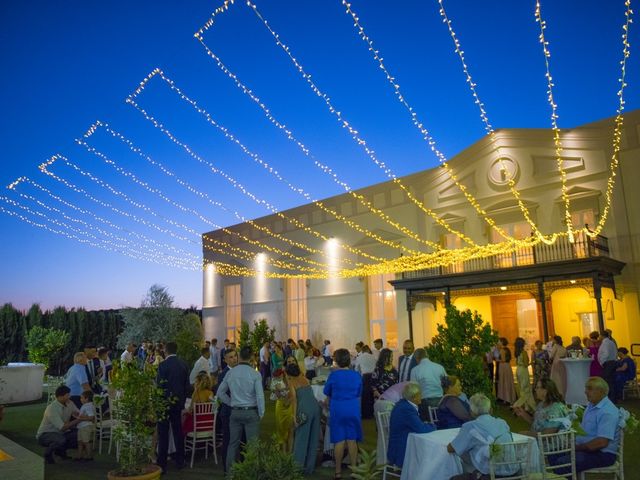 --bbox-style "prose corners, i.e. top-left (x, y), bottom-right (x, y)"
top-left (196, 0), bottom-right (478, 249)
top-left (147, 67), bottom-right (445, 255)
top-left (534, 0), bottom-right (573, 242)
top-left (126, 76), bottom-right (402, 263)
top-left (588, 0), bottom-right (633, 238)
top-left (8, 176), bottom-right (203, 265)
top-left (81, 119), bottom-right (365, 270)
